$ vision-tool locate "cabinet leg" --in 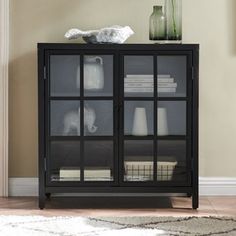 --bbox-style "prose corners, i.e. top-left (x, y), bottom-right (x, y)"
top-left (45, 193), bottom-right (51, 200)
top-left (39, 196), bottom-right (45, 209)
top-left (192, 193), bottom-right (199, 209)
